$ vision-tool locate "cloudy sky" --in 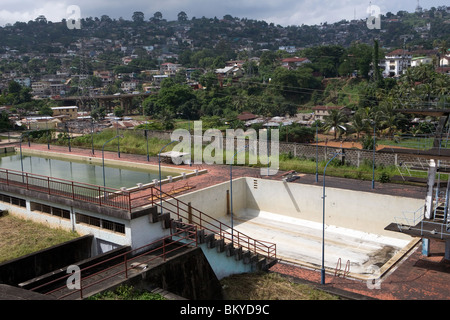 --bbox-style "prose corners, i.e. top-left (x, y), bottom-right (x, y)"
top-left (0, 0), bottom-right (446, 27)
